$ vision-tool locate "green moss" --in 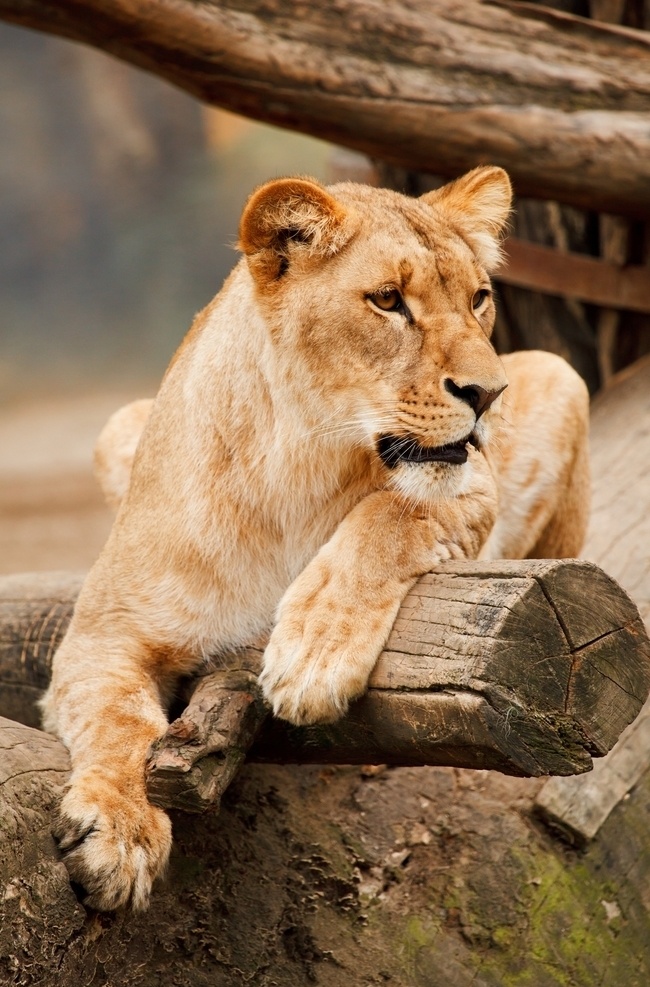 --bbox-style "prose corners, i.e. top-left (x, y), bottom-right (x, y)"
top-left (470, 846), bottom-right (646, 986)
top-left (388, 835), bottom-right (648, 987)
top-left (491, 926), bottom-right (515, 949)
top-left (405, 915), bottom-right (435, 950)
